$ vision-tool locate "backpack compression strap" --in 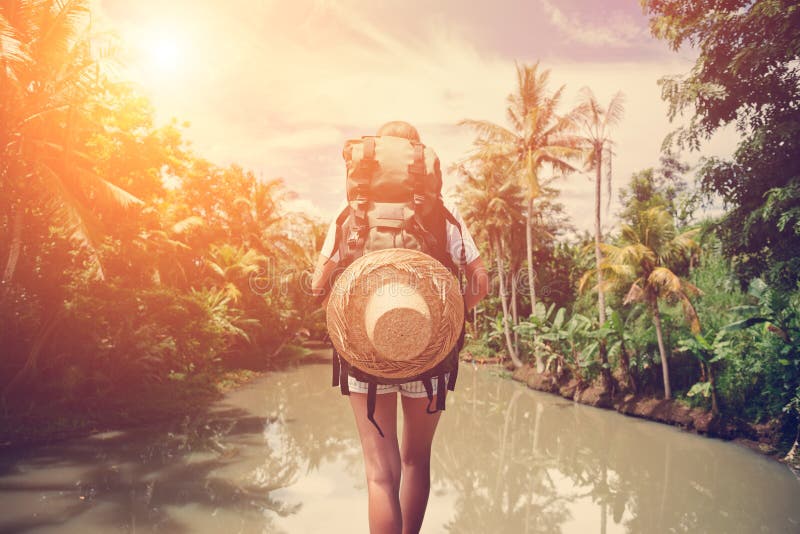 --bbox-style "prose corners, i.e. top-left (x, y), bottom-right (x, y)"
top-left (347, 138), bottom-right (377, 258)
top-left (408, 145), bottom-right (444, 254)
top-left (422, 373), bottom-right (450, 414)
top-left (332, 348), bottom-right (385, 437)
top-left (409, 143), bottom-right (427, 210)
top-left (366, 383), bottom-right (385, 437)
